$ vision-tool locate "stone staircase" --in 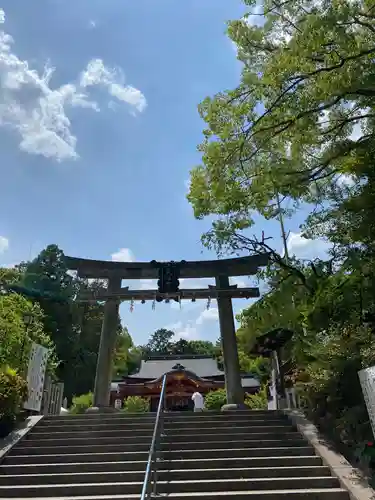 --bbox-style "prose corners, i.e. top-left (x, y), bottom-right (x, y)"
top-left (0, 410), bottom-right (350, 499)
